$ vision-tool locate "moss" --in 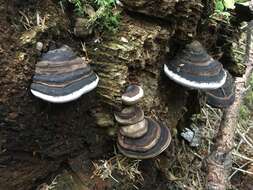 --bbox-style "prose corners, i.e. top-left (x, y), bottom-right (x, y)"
top-left (61, 0), bottom-right (120, 32)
